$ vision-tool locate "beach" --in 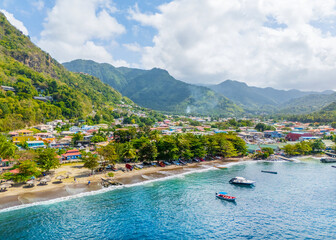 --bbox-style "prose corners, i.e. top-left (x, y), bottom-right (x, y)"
top-left (0, 158), bottom-right (243, 210)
